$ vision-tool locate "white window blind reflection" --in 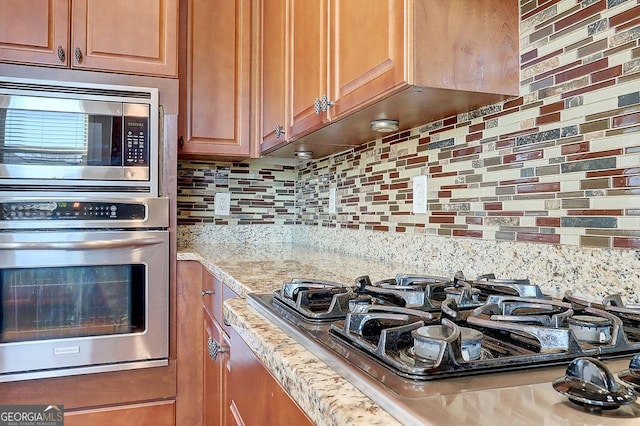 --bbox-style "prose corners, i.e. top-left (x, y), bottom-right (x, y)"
top-left (0, 109), bottom-right (88, 165)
